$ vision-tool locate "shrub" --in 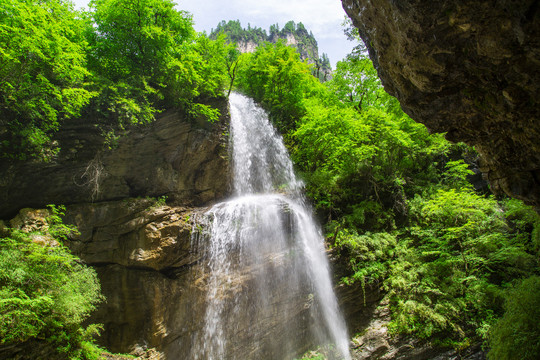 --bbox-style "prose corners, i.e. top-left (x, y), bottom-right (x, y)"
top-left (0, 223), bottom-right (104, 358)
top-left (488, 276), bottom-right (540, 360)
